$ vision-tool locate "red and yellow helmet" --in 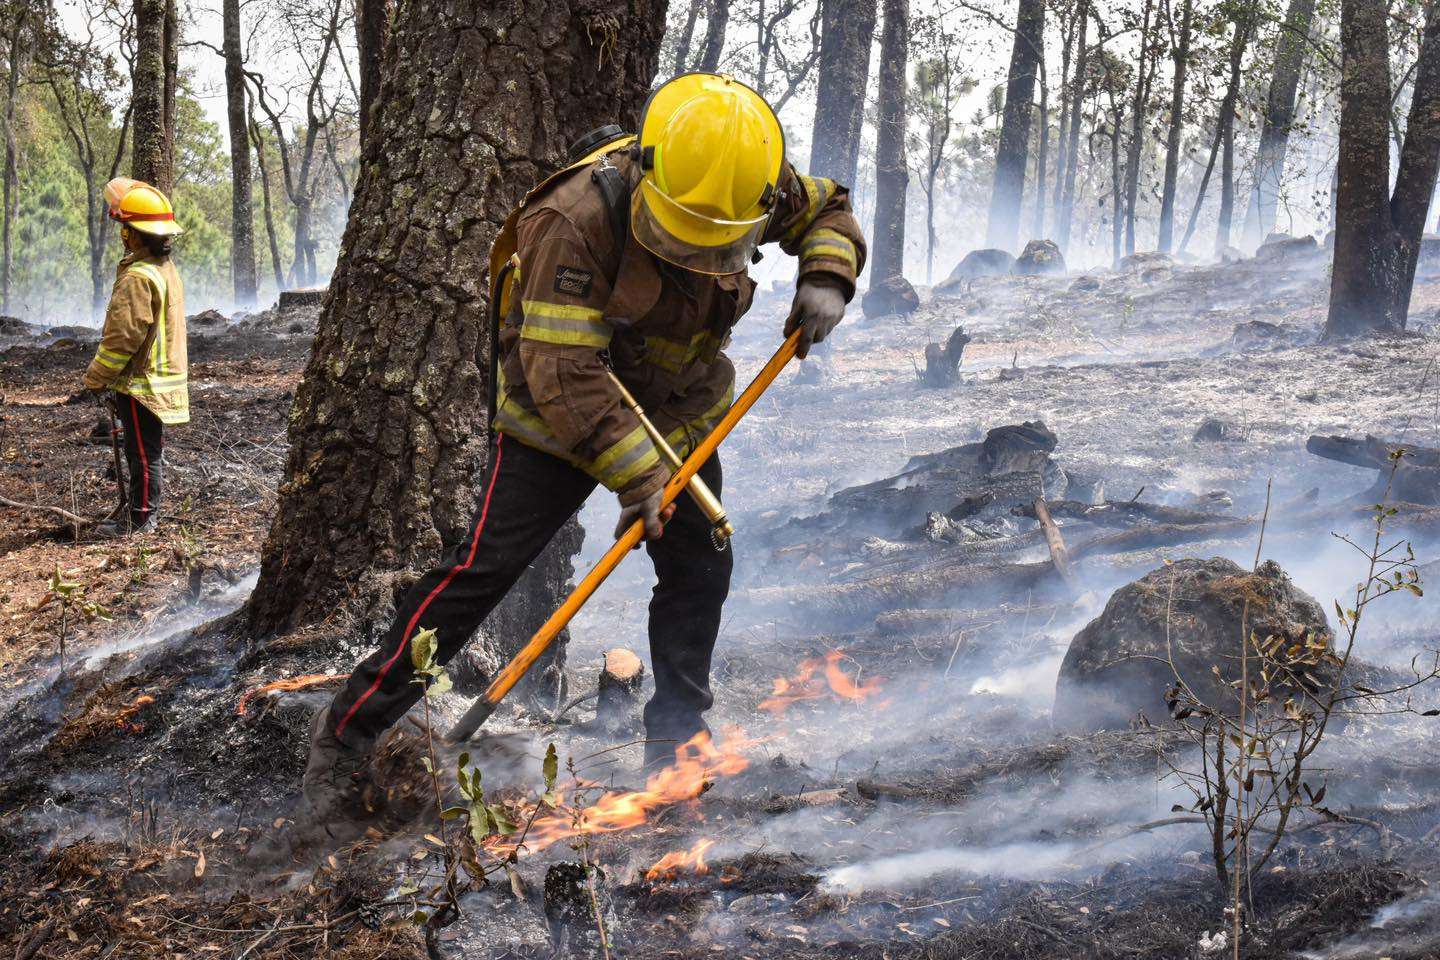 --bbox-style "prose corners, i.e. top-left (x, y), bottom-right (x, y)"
top-left (104, 177), bottom-right (184, 237)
